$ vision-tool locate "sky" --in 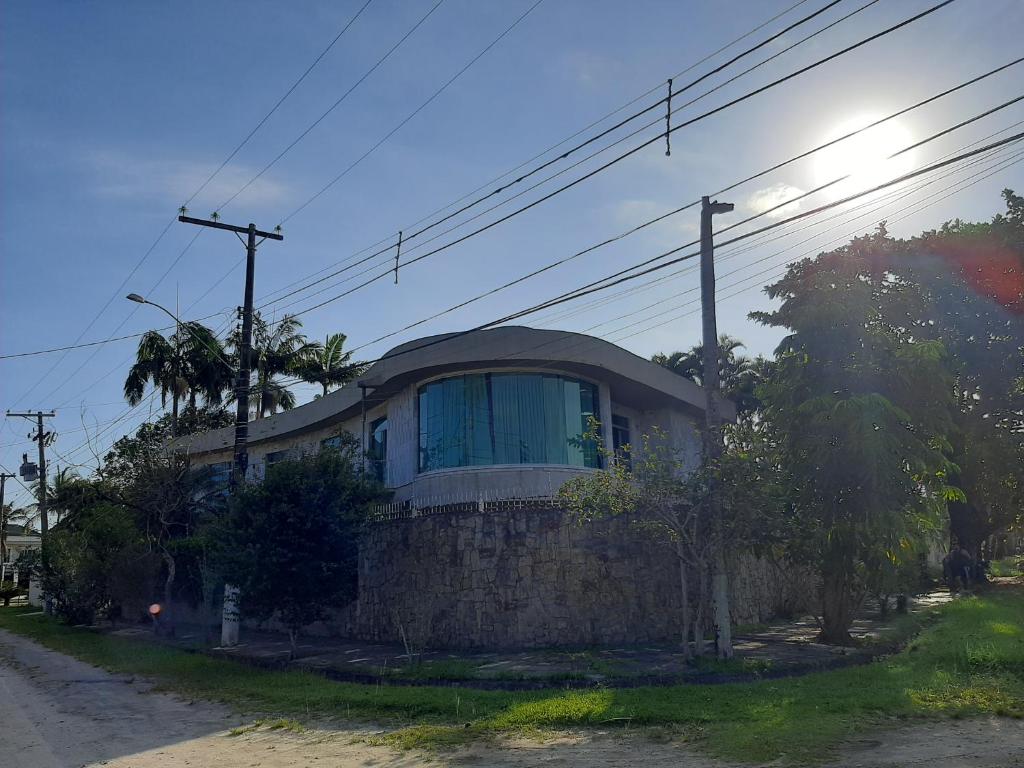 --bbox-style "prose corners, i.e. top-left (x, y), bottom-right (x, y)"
top-left (2, 0), bottom-right (1022, 508)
